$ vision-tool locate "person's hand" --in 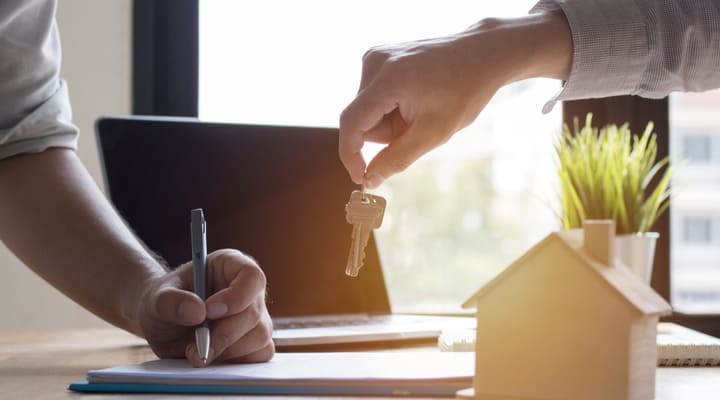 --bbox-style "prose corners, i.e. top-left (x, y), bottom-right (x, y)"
top-left (339, 27), bottom-right (504, 189)
top-left (339, 12), bottom-right (572, 188)
top-left (135, 249), bottom-right (274, 367)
